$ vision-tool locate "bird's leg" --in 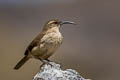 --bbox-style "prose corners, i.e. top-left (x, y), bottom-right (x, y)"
top-left (46, 58), bottom-right (50, 62)
top-left (38, 58), bottom-right (48, 63)
top-left (38, 58), bottom-right (53, 66)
